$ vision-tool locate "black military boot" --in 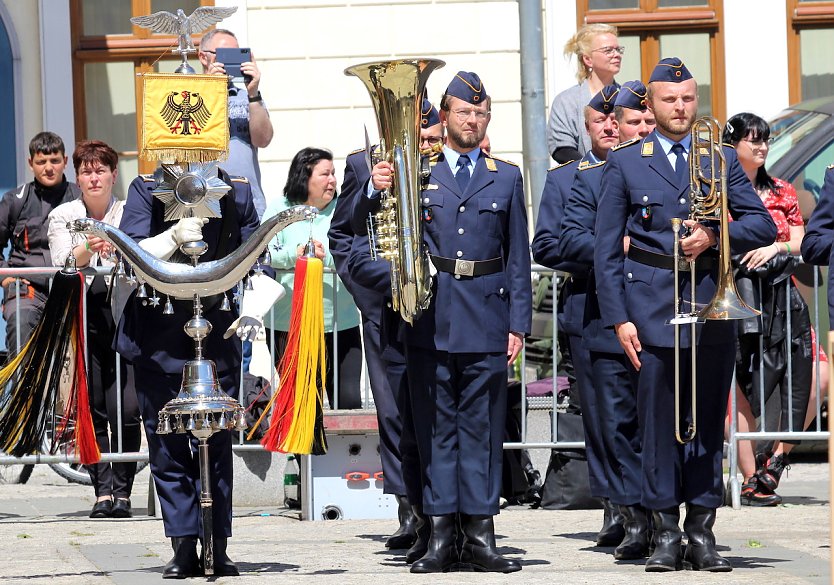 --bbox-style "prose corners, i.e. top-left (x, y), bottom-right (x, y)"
top-left (596, 498), bottom-right (626, 546)
top-left (386, 495), bottom-right (418, 549)
top-left (410, 514), bottom-right (458, 573)
top-left (683, 504), bottom-right (732, 572)
top-left (645, 506), bottom-right (683, 572)
top-left (459, 515), bottom-right (522, 573)
top-left (405, 505), bottom-right (430, 564)
top-left (614, 505), bottom-right (650, 560)
top-left (162, 536), bottom-right (200, 579)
